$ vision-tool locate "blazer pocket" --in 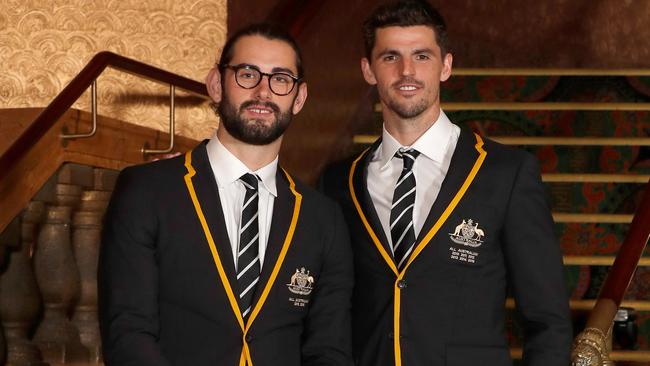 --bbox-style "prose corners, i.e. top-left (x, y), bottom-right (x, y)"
top-left (446, 344), bottom-right (511, 366)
